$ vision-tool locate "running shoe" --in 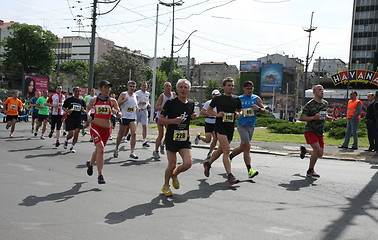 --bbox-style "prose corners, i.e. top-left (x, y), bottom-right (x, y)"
top-left (64, 140), bottom-right (68, 149)
top-left (109, 135), bottom-right (113, 140)
top-left (63, 131), bottom-right (67, 136)
top-left (203, 161), bottom-right (211, 177)
top-left (6, 124), bottom-right (10, 130)
top-left (229, 152), bottom-right (235, 162)
top-left (153, 150), bottom-right (160, 159)
top-left (55, 141), bottom-right (60, 147)
top-left (89, 137), bottom-right (93, 142)
top-left (161, 185), bottom-right (173, 197)
top-left (160, 144), bottom-right (165, 155)
top-left (300, 145), bottom-right (306, 159)
top-left (306, 169), bottom-right (320, 178)
top-left (31, 128), bottom-right (34, 133)
top-left (40, 135), bottom-right (45, 140)
top-left (205, 152), bottom-right (212, 160)
top-left (130, 153), bottom-right (138, 159)
top-left (227, 173), bottom-right (239, 185)
top-left (121, 136), bottom-right (127, 143)
top-left (86, 161), bottom-right (93, 176)
top-left (81, 129), bottom-right (86, 136)
top-left (113, 150), bottom-right (119, 158)
top-left (70, 146), bottom-right (76, 153)
top-left (171, 176), bottom-right (180, 189)
top-left (48, 131), bottom-right (53, 138)
top-left (98, 175), bottom-right (106, 184)
top-left (194, 133), bottom-right (201, 145)
top-left (126, 133), bottom-right (131, 141)
top-left (142, 142), bottom-right (150, 147)
top-left (34, 132), bottom-right (38, 137)
top-left (248, 168), bottom-right (259, 178)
